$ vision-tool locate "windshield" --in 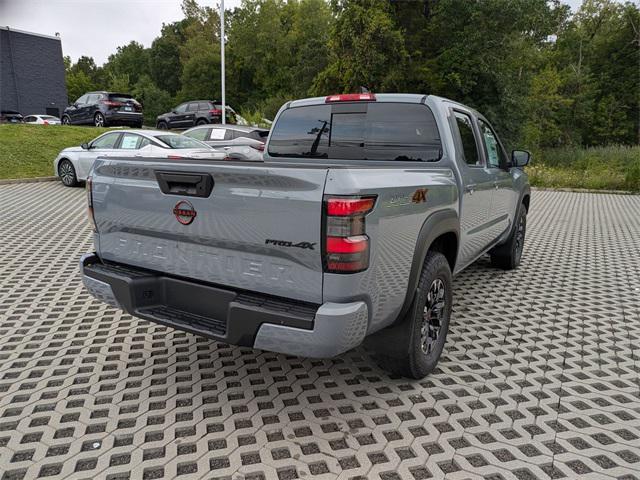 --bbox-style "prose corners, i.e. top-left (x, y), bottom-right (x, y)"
top-left (155, 135), bottom-right (210, 149)
top-left (268, 103), bottom-right (442, 161)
